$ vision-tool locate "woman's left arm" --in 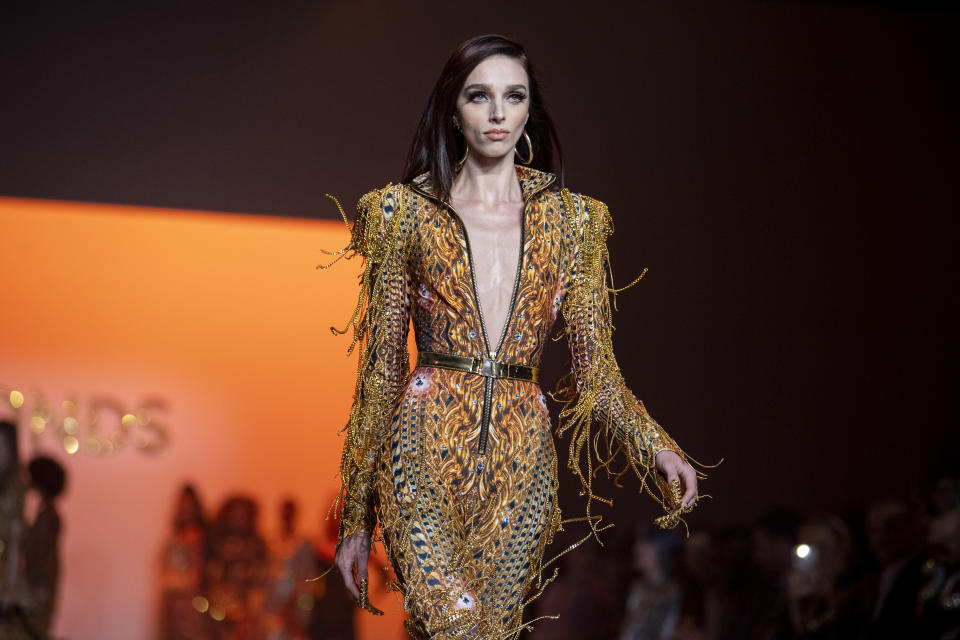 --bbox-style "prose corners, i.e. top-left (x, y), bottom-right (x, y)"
top-left (557, 190), bottom-right (702, 527)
